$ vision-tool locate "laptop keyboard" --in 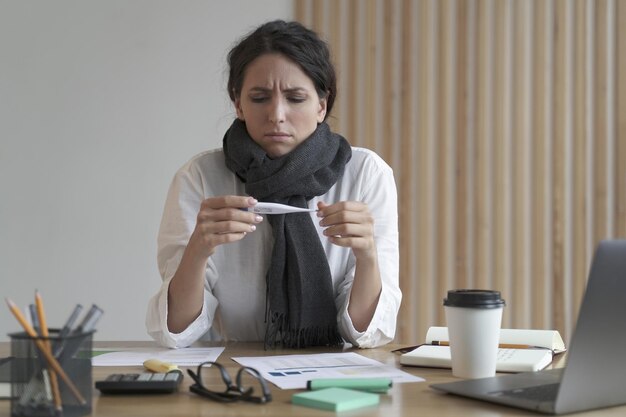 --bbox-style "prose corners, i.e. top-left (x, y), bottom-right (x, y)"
top-left (490, 383), bottom-right (560, 402)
